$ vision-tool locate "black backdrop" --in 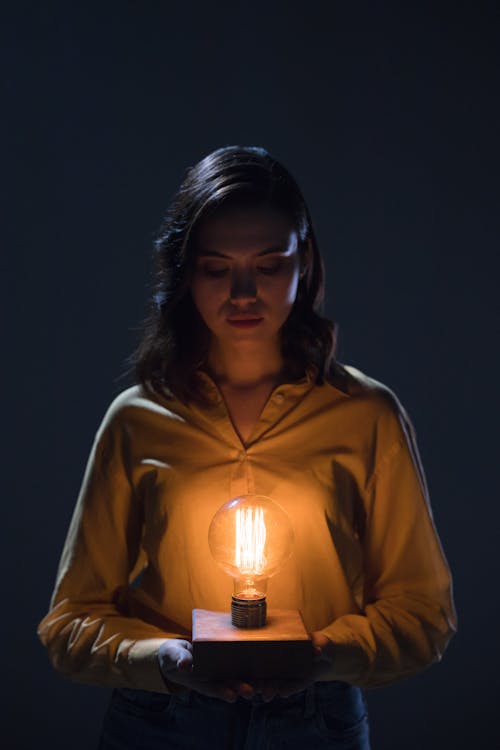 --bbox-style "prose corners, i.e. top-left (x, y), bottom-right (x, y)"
top-left (4, 2), bottom-right (499, 748)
